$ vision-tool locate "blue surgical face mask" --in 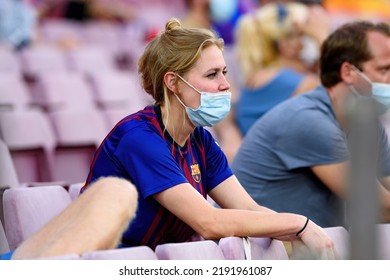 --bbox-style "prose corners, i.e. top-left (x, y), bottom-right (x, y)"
top-left (175, 74), bottom-right (231, 127)
top-left (351, 65), bottom-right (390, 110)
